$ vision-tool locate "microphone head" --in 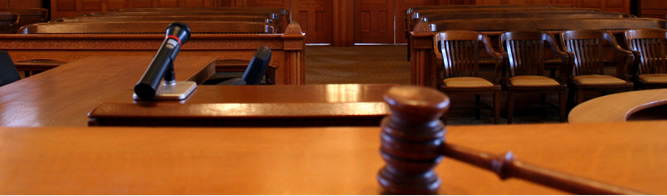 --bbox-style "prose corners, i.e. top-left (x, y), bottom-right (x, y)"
top-left (166, 22), bottom-right (191, 44)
